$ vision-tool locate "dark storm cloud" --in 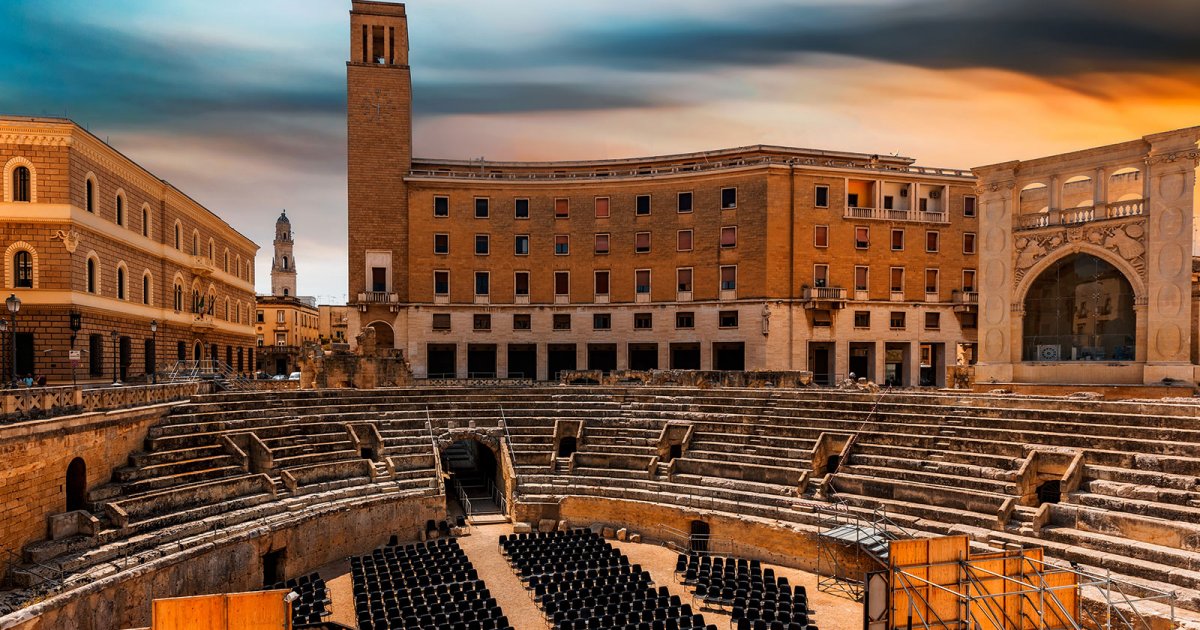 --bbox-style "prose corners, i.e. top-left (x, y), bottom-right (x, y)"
top-left (543, 0), bottom-right (1200, 78)
top-left (411, 81), bottom-right (658, 116)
